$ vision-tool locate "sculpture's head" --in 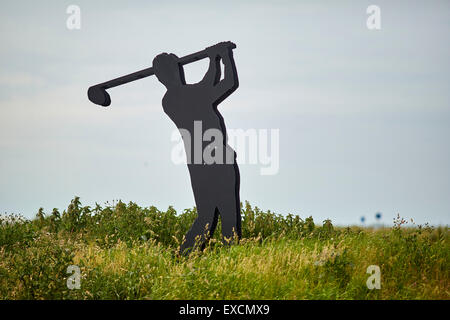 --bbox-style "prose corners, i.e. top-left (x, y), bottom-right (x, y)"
top-left (152, 53), bottom-right (185, 88)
